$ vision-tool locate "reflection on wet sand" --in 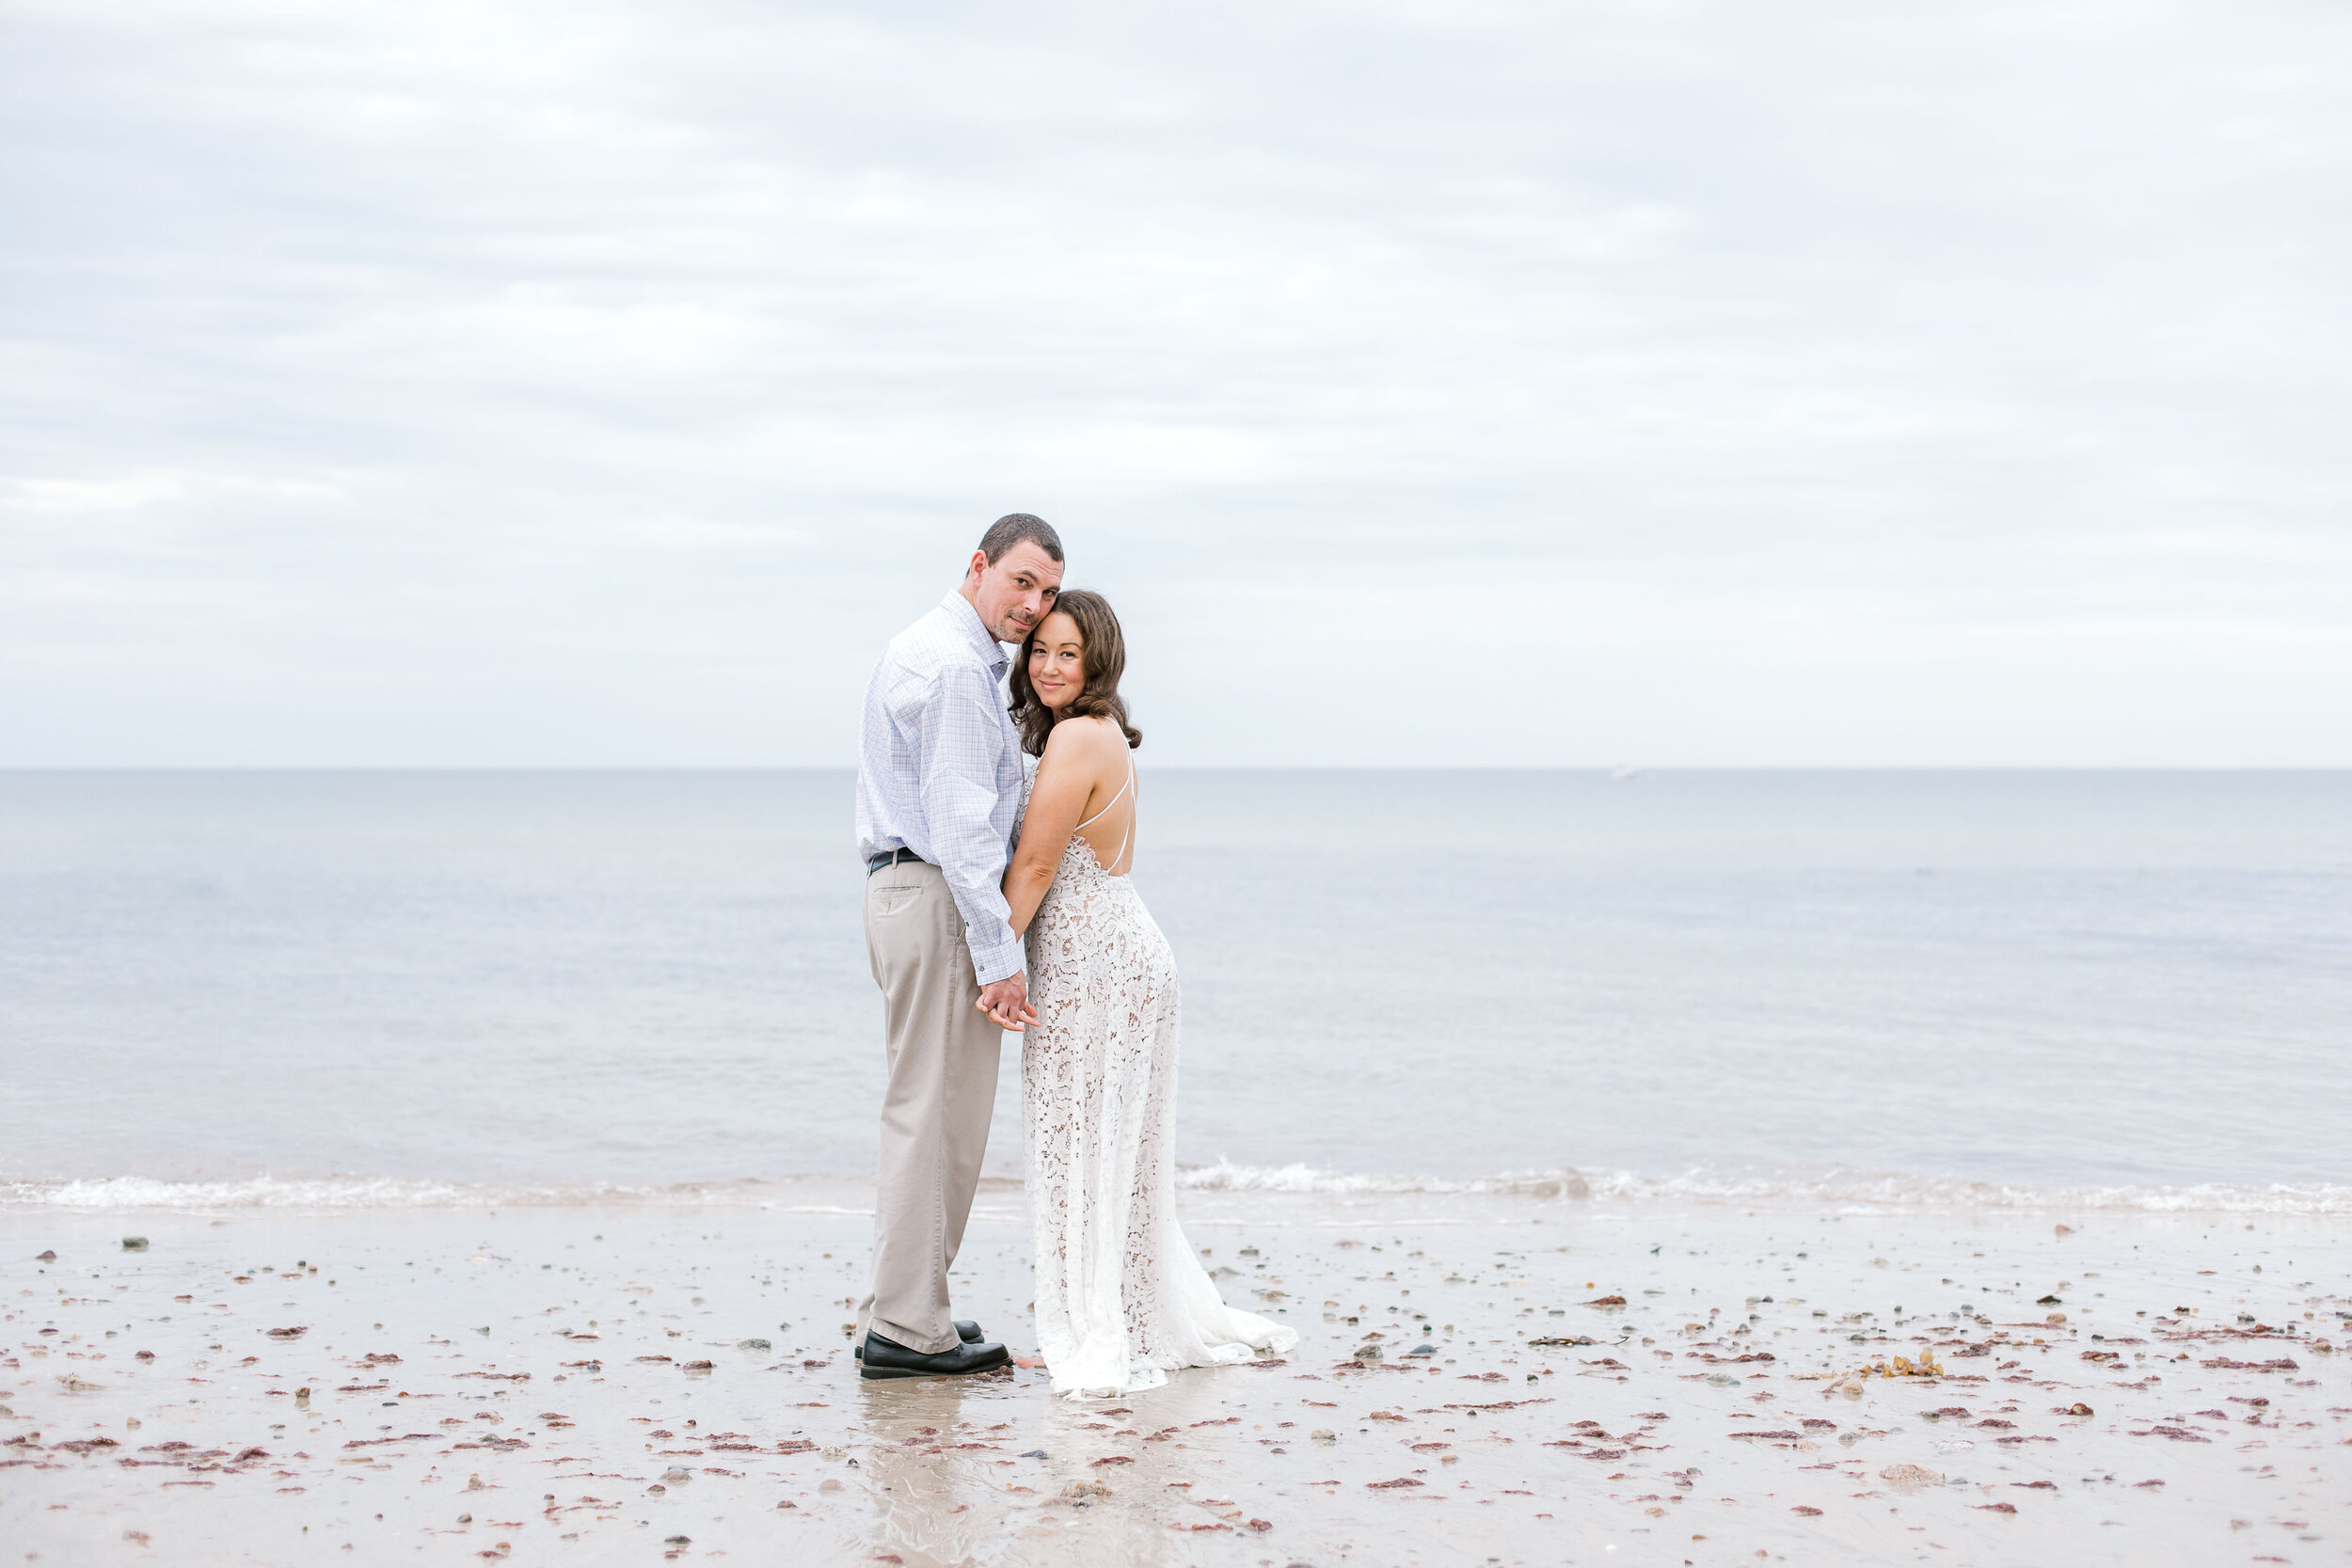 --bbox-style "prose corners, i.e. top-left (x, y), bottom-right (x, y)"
top-left (5, 1200), bottom-right (2347, 1566)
